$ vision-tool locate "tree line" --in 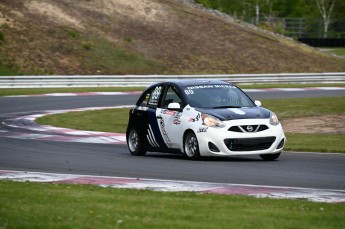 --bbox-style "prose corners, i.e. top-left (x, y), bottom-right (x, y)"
top-left (195, 0), bottom-right (345, 38)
